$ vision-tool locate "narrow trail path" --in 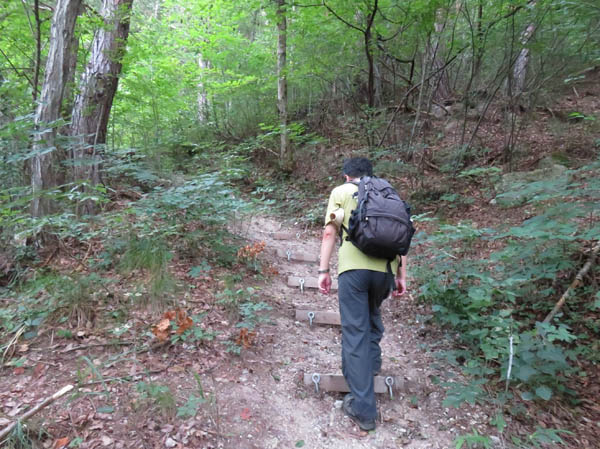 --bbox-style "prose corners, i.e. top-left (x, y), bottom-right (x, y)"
top-left (211, 215), bottom-right (489, 449)
top-left (0, 214), bottom-right (493, 449)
